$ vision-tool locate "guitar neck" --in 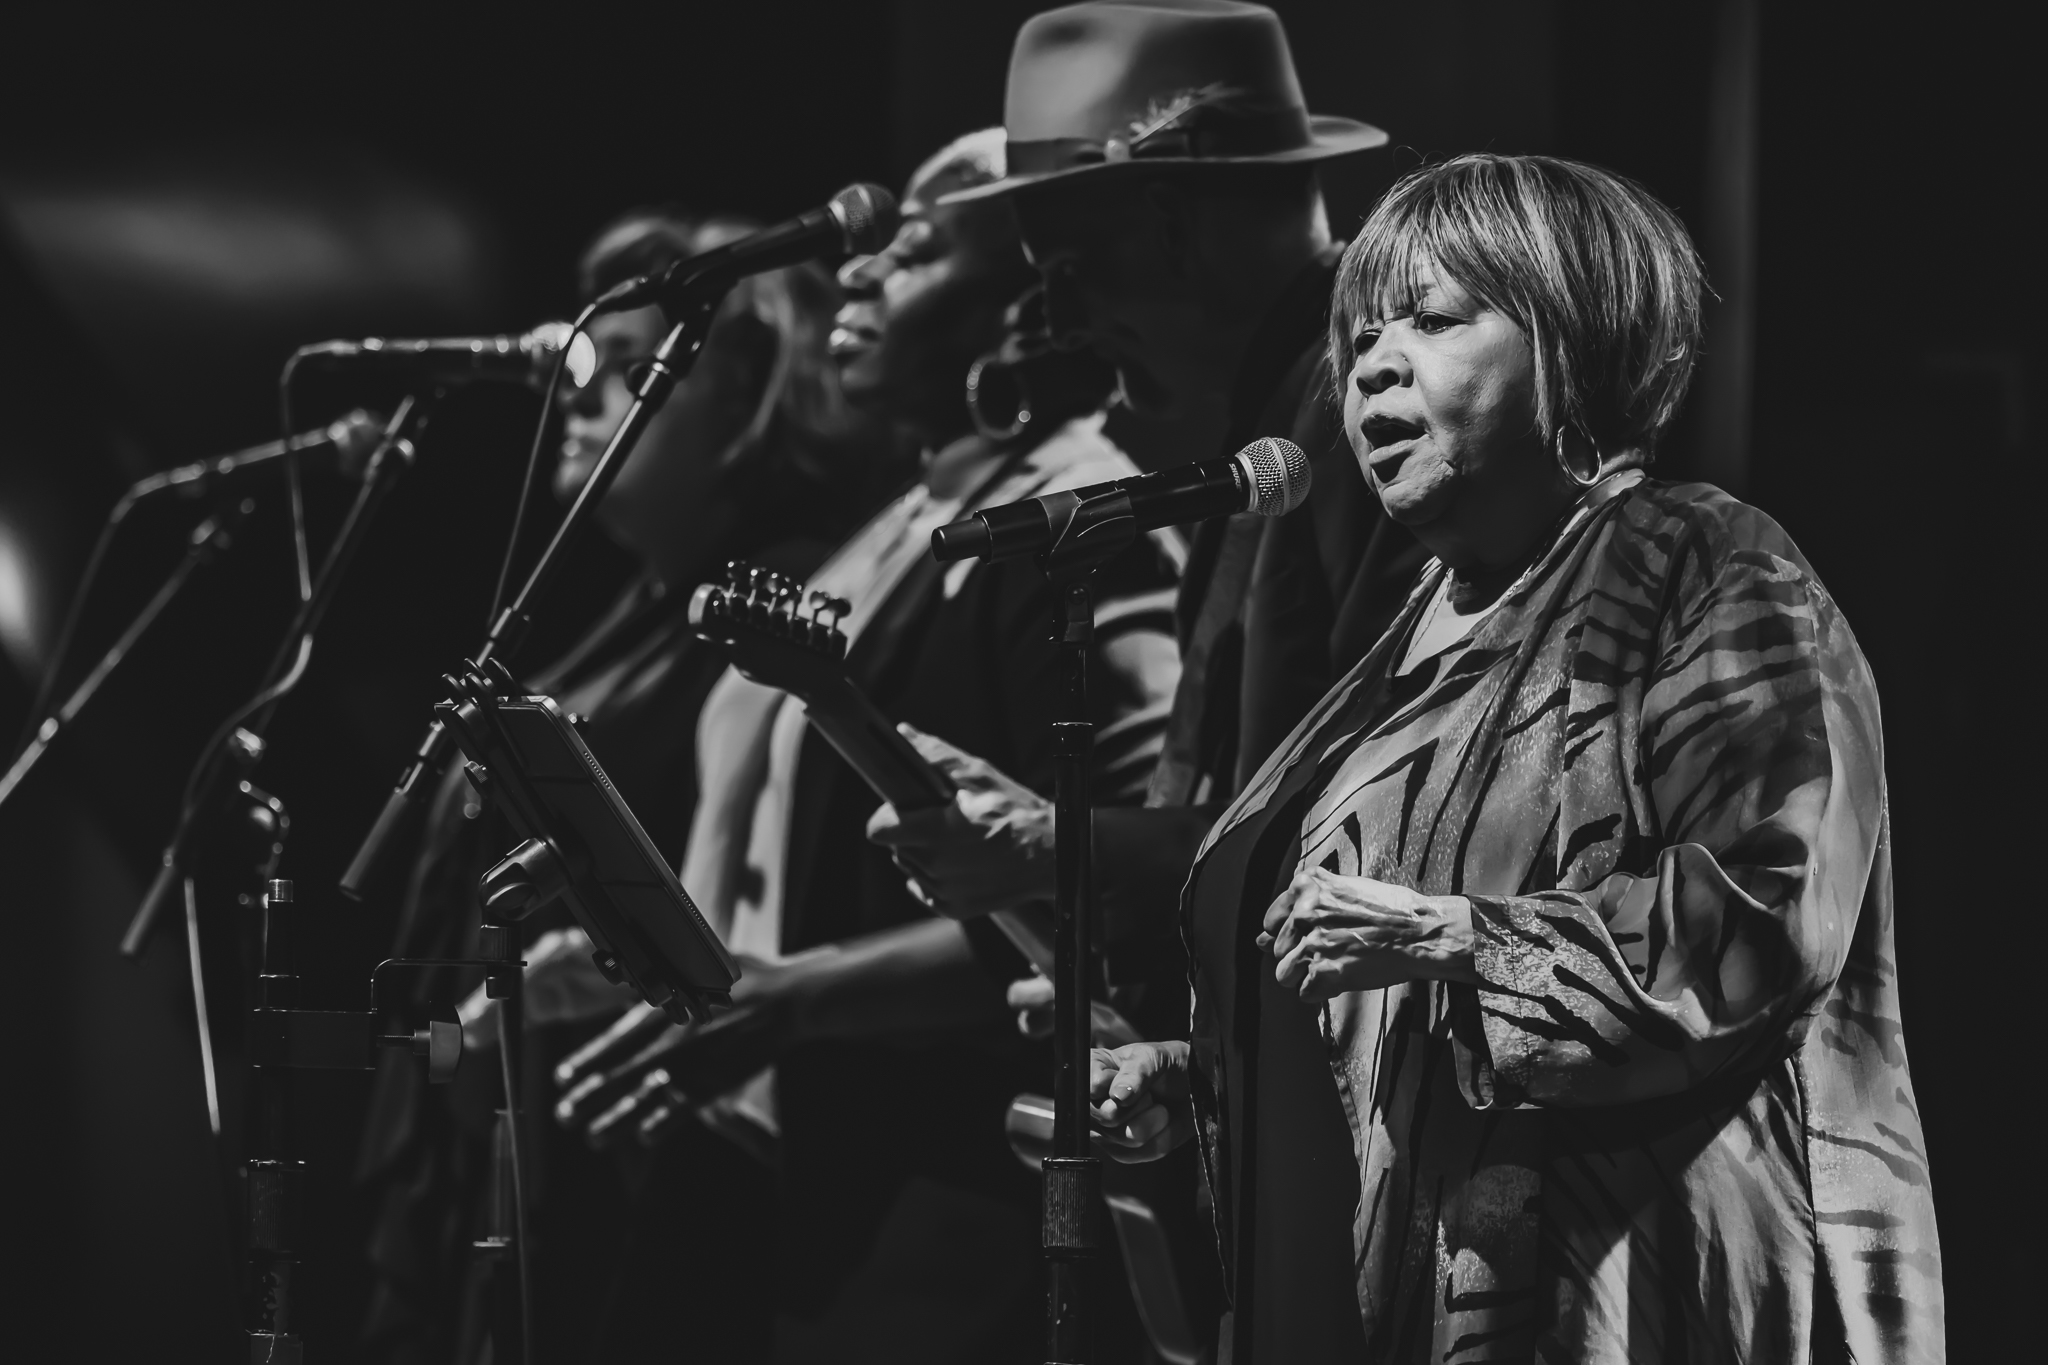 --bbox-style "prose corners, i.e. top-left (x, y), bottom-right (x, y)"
top-left (796, 683), bottom-right (1062, 977)
top-left (790, 667), bottom-right (1139, 1041)
top-left (694, 571), bottom-right (1143, 1049)
top-left (797, 679), bottom-right (956, 814)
